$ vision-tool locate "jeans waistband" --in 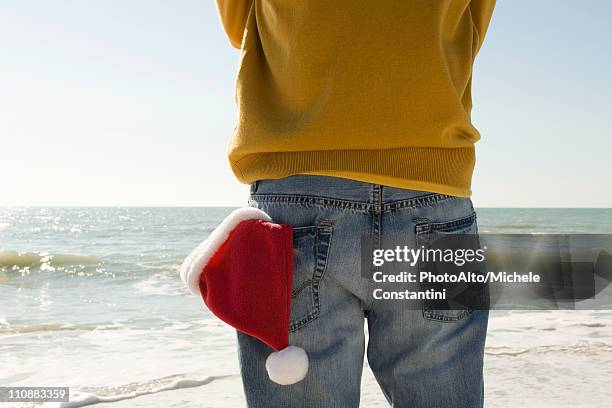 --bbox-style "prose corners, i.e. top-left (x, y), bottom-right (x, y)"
top-left (250, 174), bottom-right (450, 204)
